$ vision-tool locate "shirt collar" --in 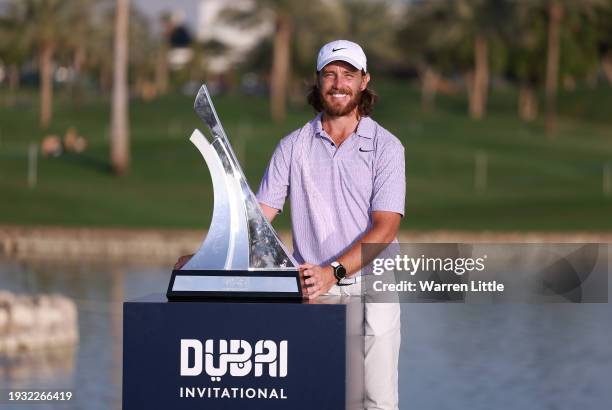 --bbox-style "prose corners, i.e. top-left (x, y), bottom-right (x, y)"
top-left (355, 116), bottom-right (375, 139)
top-left (313, 113), bottom-right (375, 140)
